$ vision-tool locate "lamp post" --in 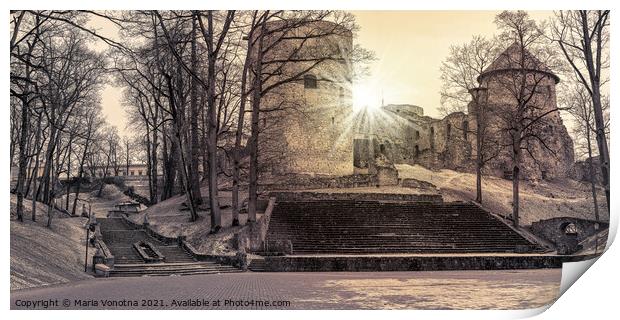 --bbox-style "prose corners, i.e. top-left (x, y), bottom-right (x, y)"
top-left (84, 199), bottom-right (93, 272)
